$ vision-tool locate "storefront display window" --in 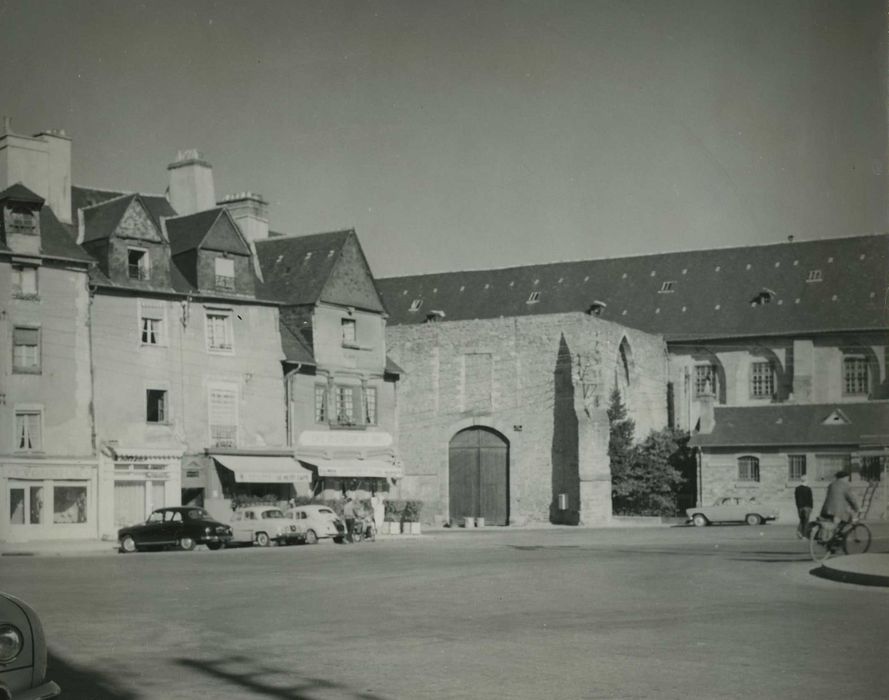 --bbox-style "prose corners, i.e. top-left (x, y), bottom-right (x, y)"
top-left (29, 486), bottom-right (43, 524)
top-left (53, 486), bottom-right (87, 524)
top-left (10, 488), bottom-right (25, 524)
